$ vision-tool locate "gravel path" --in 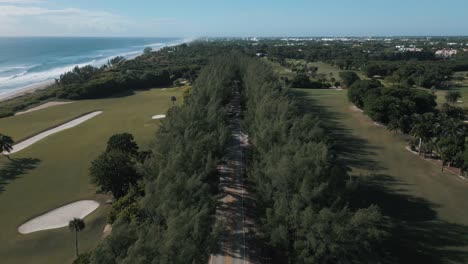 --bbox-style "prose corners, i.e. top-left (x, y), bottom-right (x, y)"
top-left (18, 200), bottom-right (99, 234)
top-left (7, 111), bottom-right (103, 154)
